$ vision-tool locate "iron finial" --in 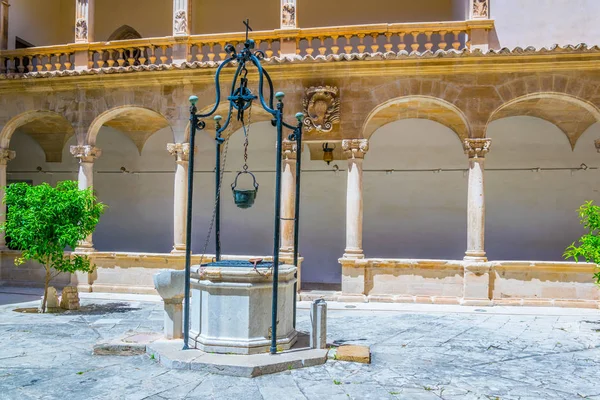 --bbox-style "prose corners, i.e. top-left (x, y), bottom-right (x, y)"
top-left (276, 92), bottom-right (285, 101)
top-left (243, 19), bottom-right (253, 41)
top-left (295, 112), bottom-right (304, 122)
top-left (189, 95), bottom-right (199, 105)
